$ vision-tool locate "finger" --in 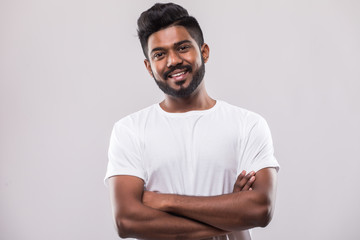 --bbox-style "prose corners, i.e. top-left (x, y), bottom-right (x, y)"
top-left (242, 175), bottom-right (255, 191)
top-left (236, 170), bottom-right (246, 181)
top-left (239, 171), bottom-right (255, 191)
top-left (235, 171), bottom-right (250, 190)
top-left (233, 170), bottom-right (246, 192)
